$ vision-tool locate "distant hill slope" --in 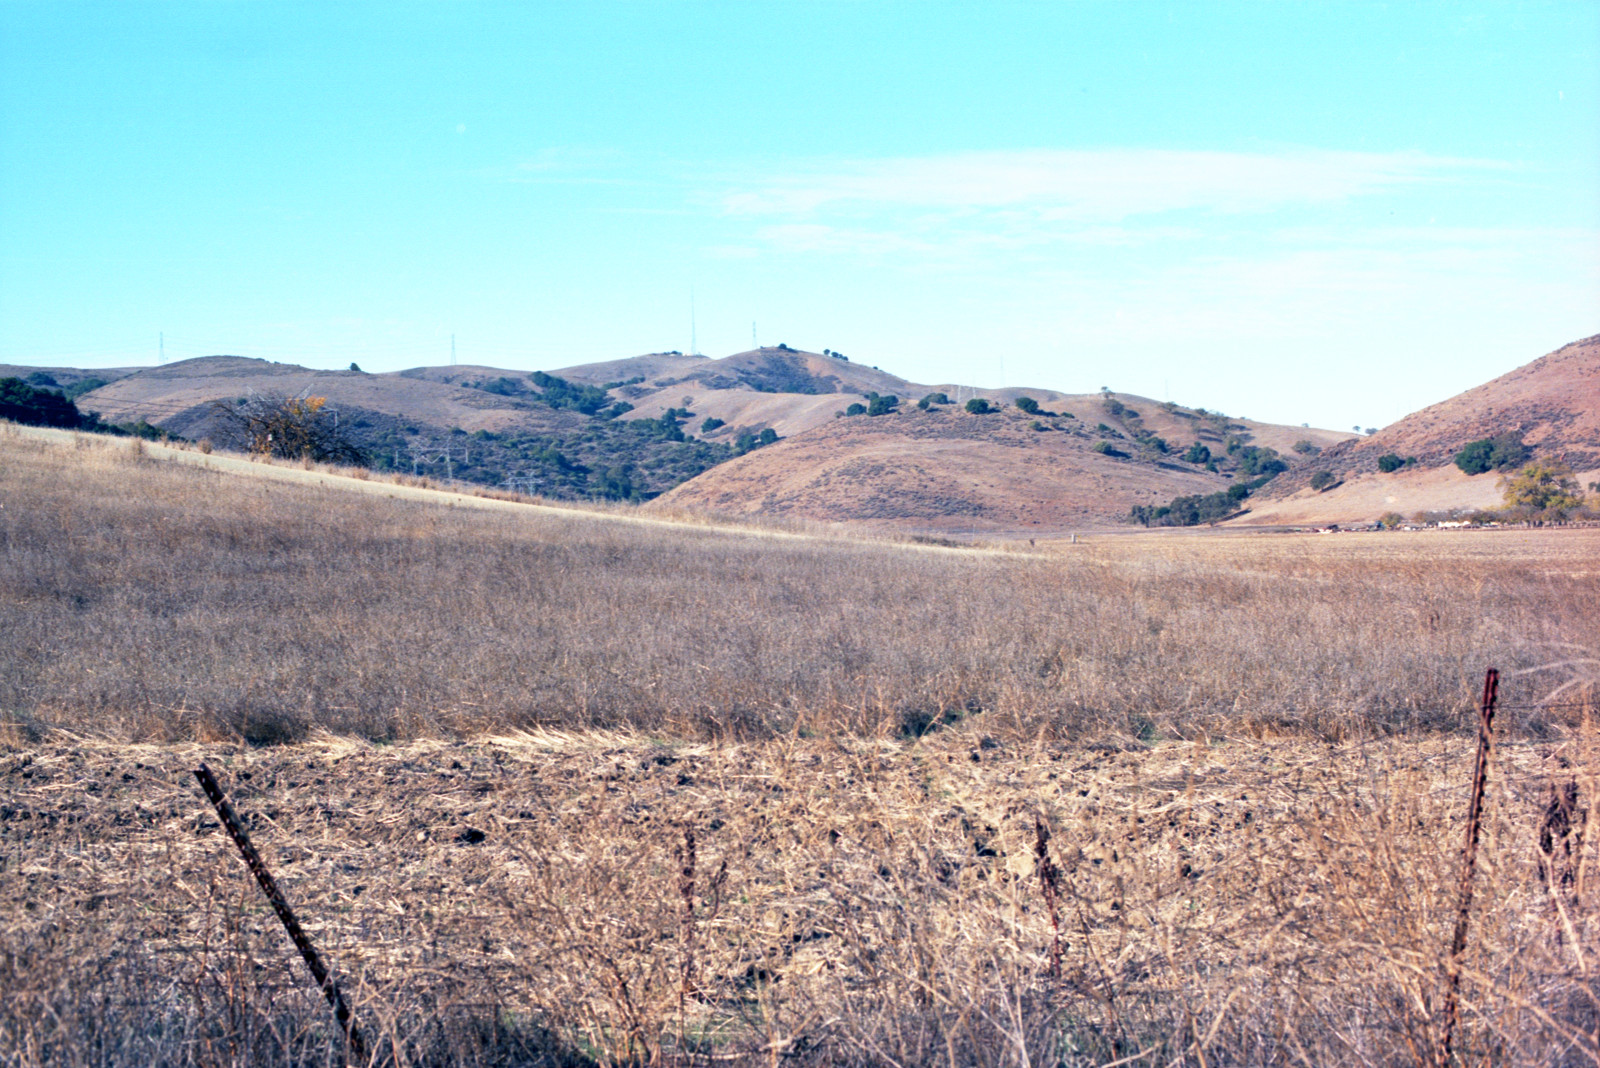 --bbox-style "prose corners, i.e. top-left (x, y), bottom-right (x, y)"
top-left (80, 356), bottom-right (575, 437)
top-left (556, 347), bottom-right (923, 439)
top-left (1243, 334), bottom-right (1600, 526)
top-left (70, 356), bottom-right (734, 500)
top-left (32, 347), bottom-right (1355, 525)
top-left (1364, 333), bottom-right (1600, 468)
top-left (656, 393), bottom-right (1351, 533)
